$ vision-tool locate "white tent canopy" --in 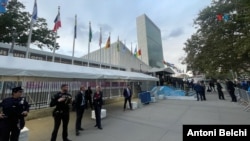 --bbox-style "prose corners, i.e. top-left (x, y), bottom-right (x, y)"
top-left (0, 56), bottom-right (158, 81)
